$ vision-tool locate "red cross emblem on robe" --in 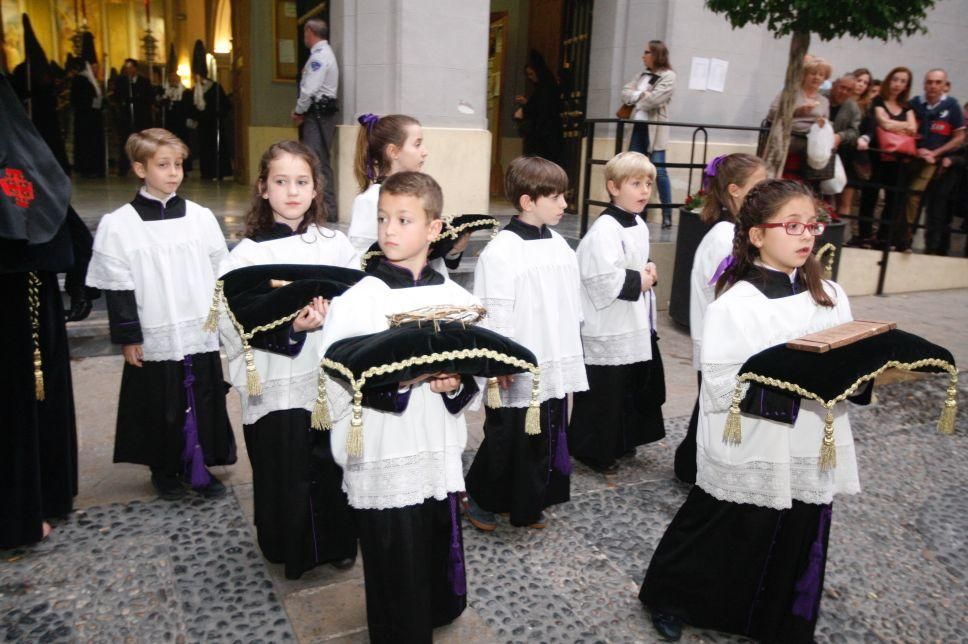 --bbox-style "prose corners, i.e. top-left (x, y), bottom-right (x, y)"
top-left (0, 168), bottom-right (36, 208)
